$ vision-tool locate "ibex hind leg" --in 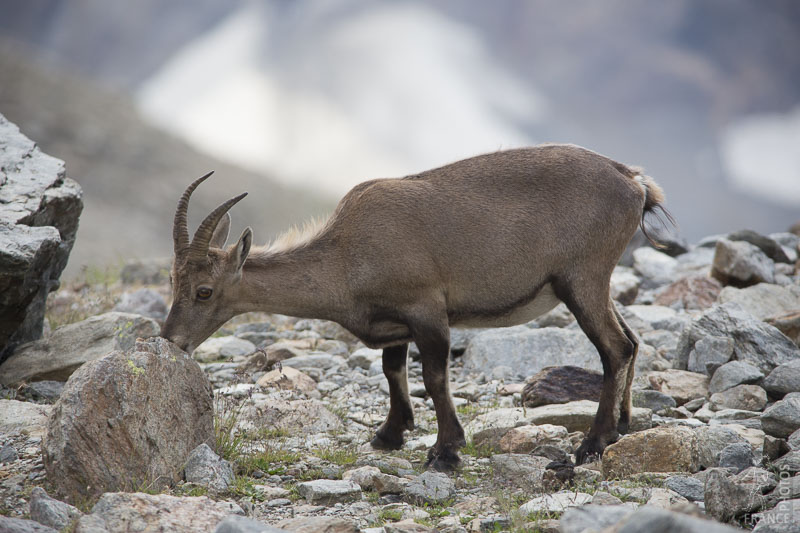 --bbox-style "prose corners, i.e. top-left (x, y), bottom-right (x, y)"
top-left (613, 306), bottom-right (639, 436)
top-left (555, 280), bottom-right (636, 464)
top-left (372, 343), bottom-right (415, 450)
